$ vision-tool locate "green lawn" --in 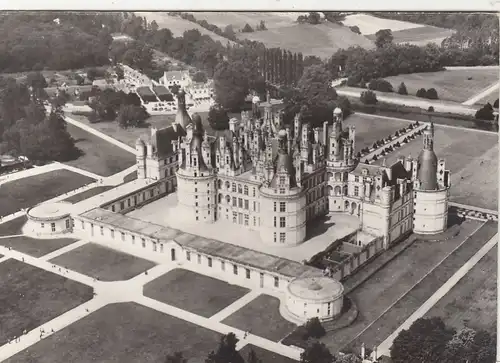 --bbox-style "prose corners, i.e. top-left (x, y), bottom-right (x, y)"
top-left (0, 236), bottom-right (78, 258)
top-left (0, 259), bottom-right (93, 345)
top-left (4, 302), bottom-right (222, 363)
top-left (425, 245), bottom-right (497, 334)
top-left (63, 186), bottom-right (114, 203)
top-left (346, 221), bottom-right (498, 352)
top-left (50, 243), bottom-right (156, 281)
top-left (144, 268), bottom-right (250, 318)
top-left (239, 345), bottom-right (299, 363)
top-left (0, 169), bottom-right (95, 217)
top-left (373, 125), bottom-right (499, 210)
top-left (343, 112), bottom-right (413, 151)
top-left (222, 294), bottom-right (296, 342)
top-left (383, 68), bottom-right (499, 103)
top-left (320, 219), bottom-right (484, 353)
top-left (65, 123), bottom-right (136, 177)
